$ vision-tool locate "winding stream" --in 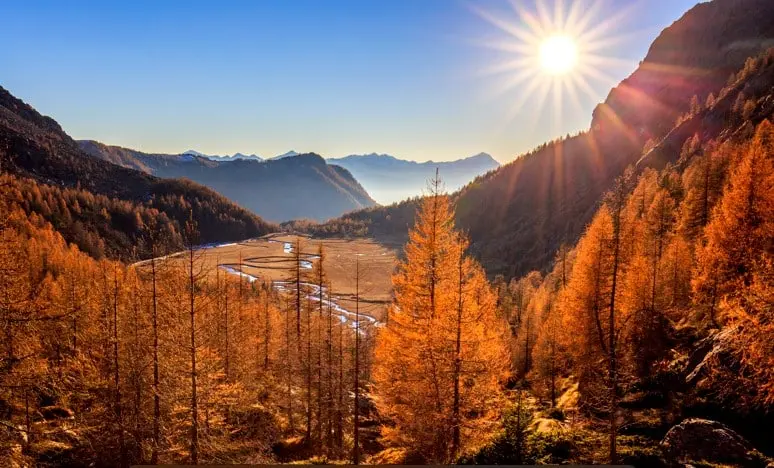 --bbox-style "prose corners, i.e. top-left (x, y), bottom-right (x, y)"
top-left (219, 238), bottom-right (378, 328)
